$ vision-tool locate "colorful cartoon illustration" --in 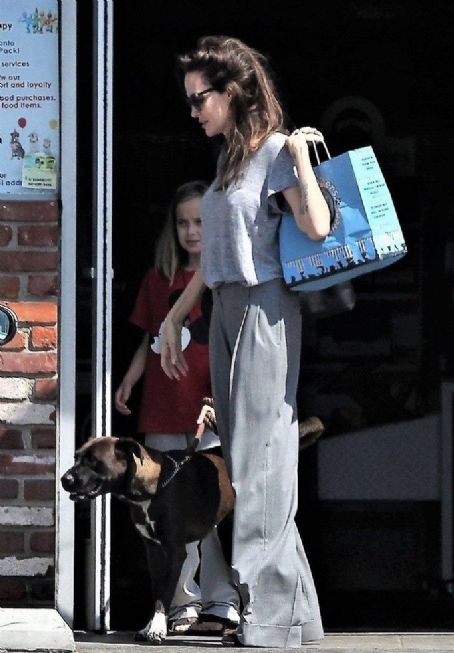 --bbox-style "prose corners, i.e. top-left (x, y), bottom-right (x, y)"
top-left (18, 11), bottom-right (34, 33)
top-left (33, 154), bottom-right (55, 171)
top-left (31, 9), bottom-right (39, 33)
top-left (45, 11), bottom-right (53, 32)
top-left (27, 131), bottom-right (39, 154)
top-left (21, 128), bottom-right (57, 189)
top-left (10, 130), bottom-right (25, 159)
top-left (42, 137), bottom-right (53, 156)
top-left (38, 10), bottom-right (47, 33)
top-left (18, 9), bottom-right (58, 33)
